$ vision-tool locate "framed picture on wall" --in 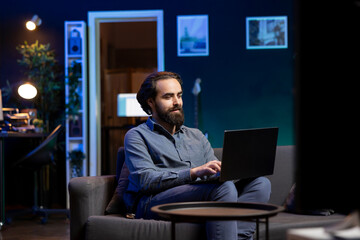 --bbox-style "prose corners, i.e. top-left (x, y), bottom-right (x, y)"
top-left (177, 15), bottom-right (209, 57)
top-left (246, 16), bottom-right (288, 50)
